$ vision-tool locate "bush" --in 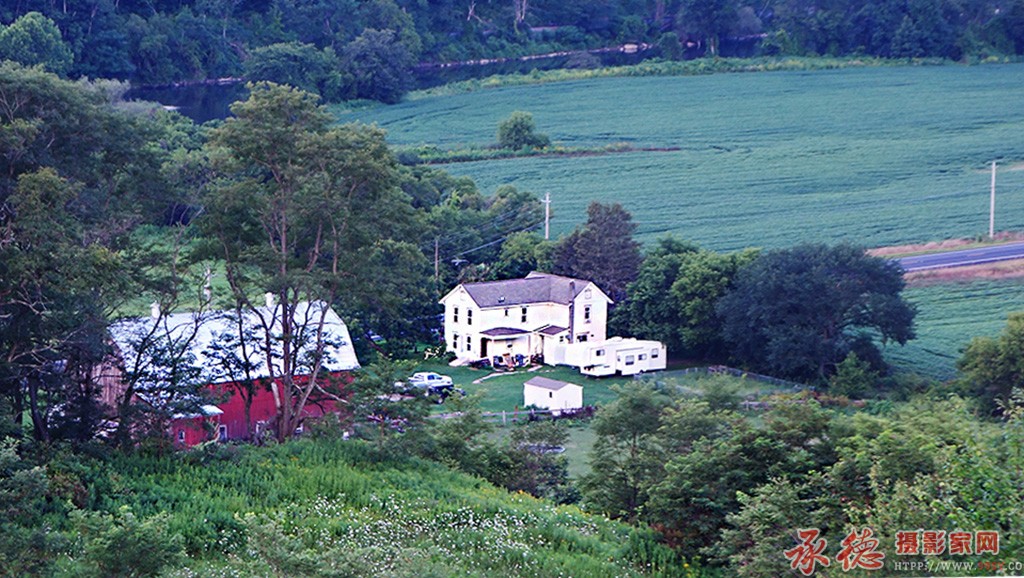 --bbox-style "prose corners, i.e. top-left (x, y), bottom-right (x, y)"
top-left (497, 111), bottom-right (550, 150)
